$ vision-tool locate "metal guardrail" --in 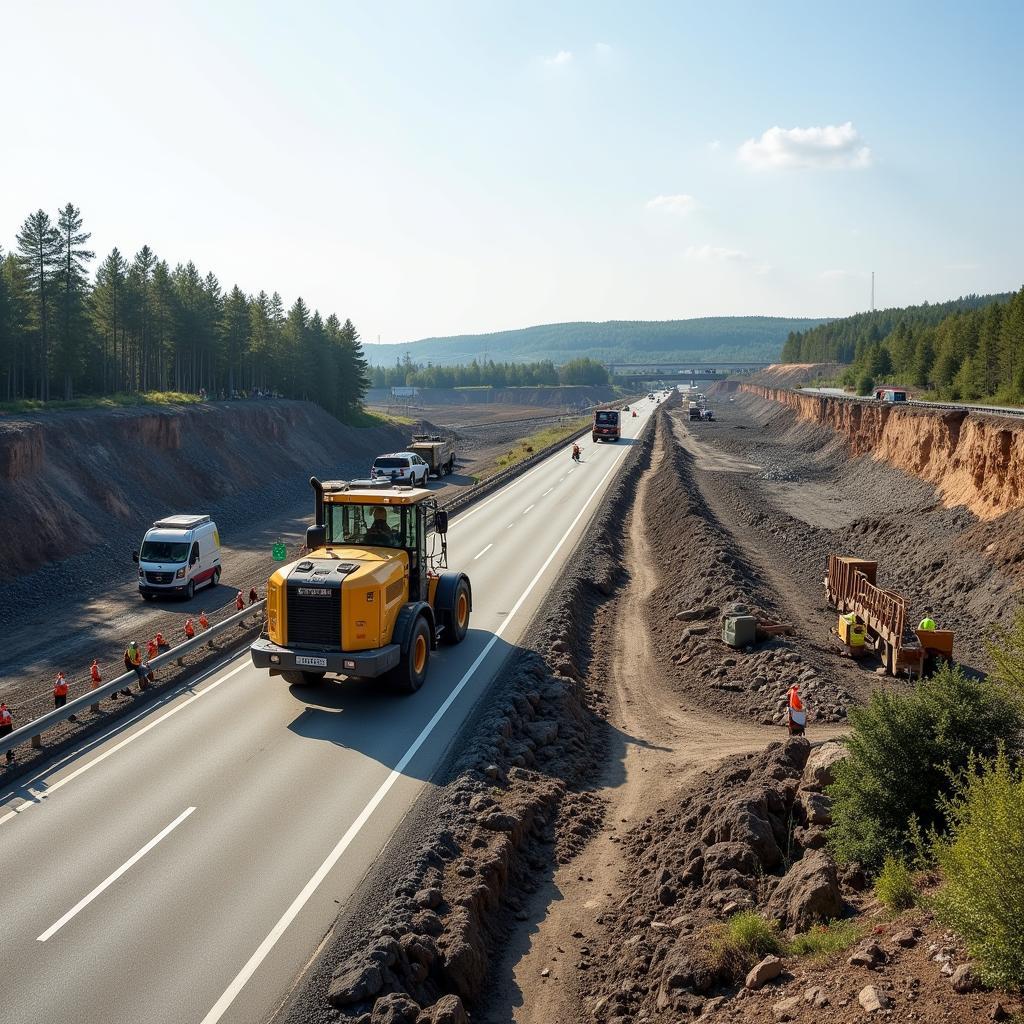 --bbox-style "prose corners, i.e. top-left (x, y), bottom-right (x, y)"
top-left (793, 387), bottom-right (1024, 420)
top-left (0, 601), bottom-right (265, 759)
